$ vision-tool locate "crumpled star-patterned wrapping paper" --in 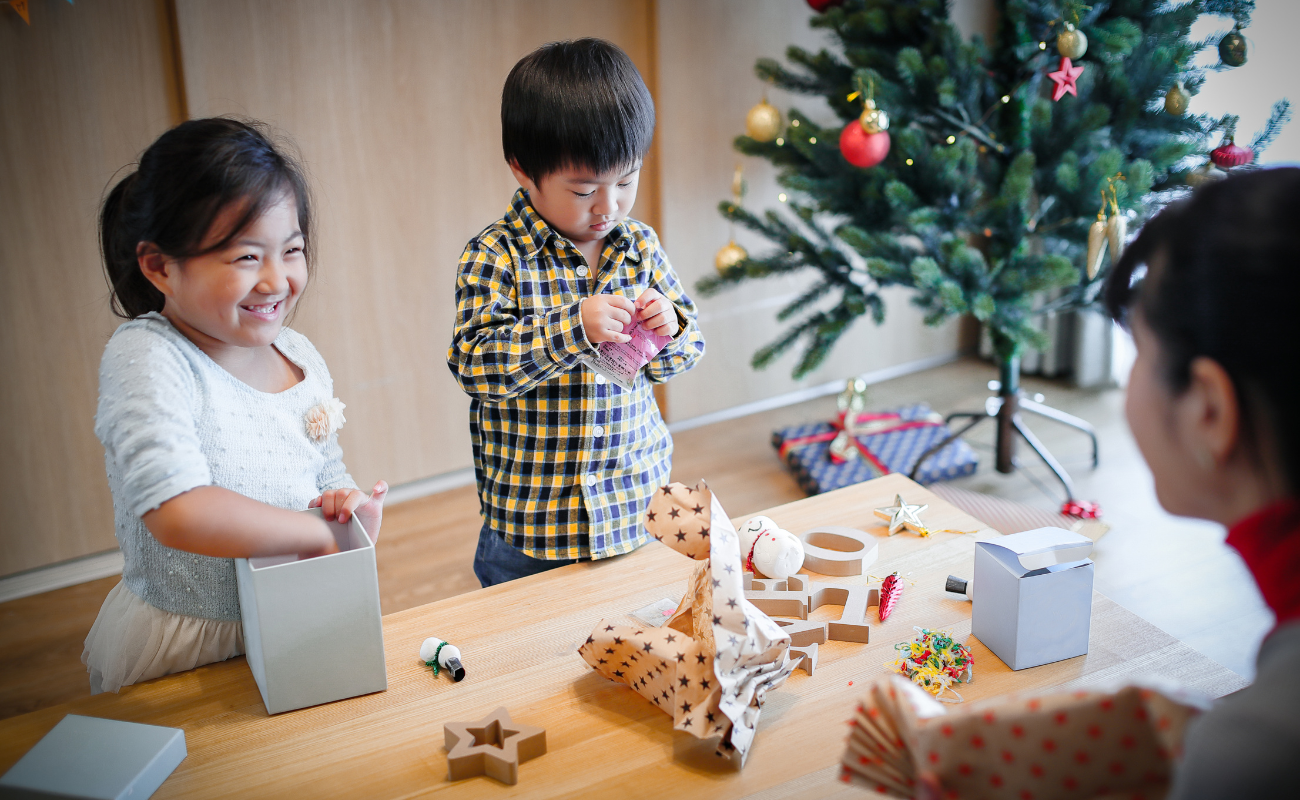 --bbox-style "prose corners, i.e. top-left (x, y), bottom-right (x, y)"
top-left (841, 674), bottom-right (1208, 799)
top-left (577, 481), bottom-right (795, 764)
